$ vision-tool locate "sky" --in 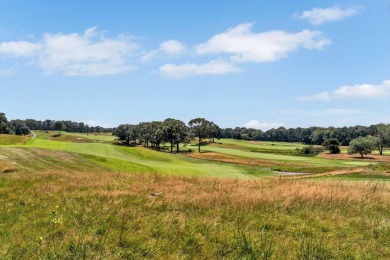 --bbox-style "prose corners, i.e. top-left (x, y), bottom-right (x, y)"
top-left (0, 0), bottom-right (389, 130)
